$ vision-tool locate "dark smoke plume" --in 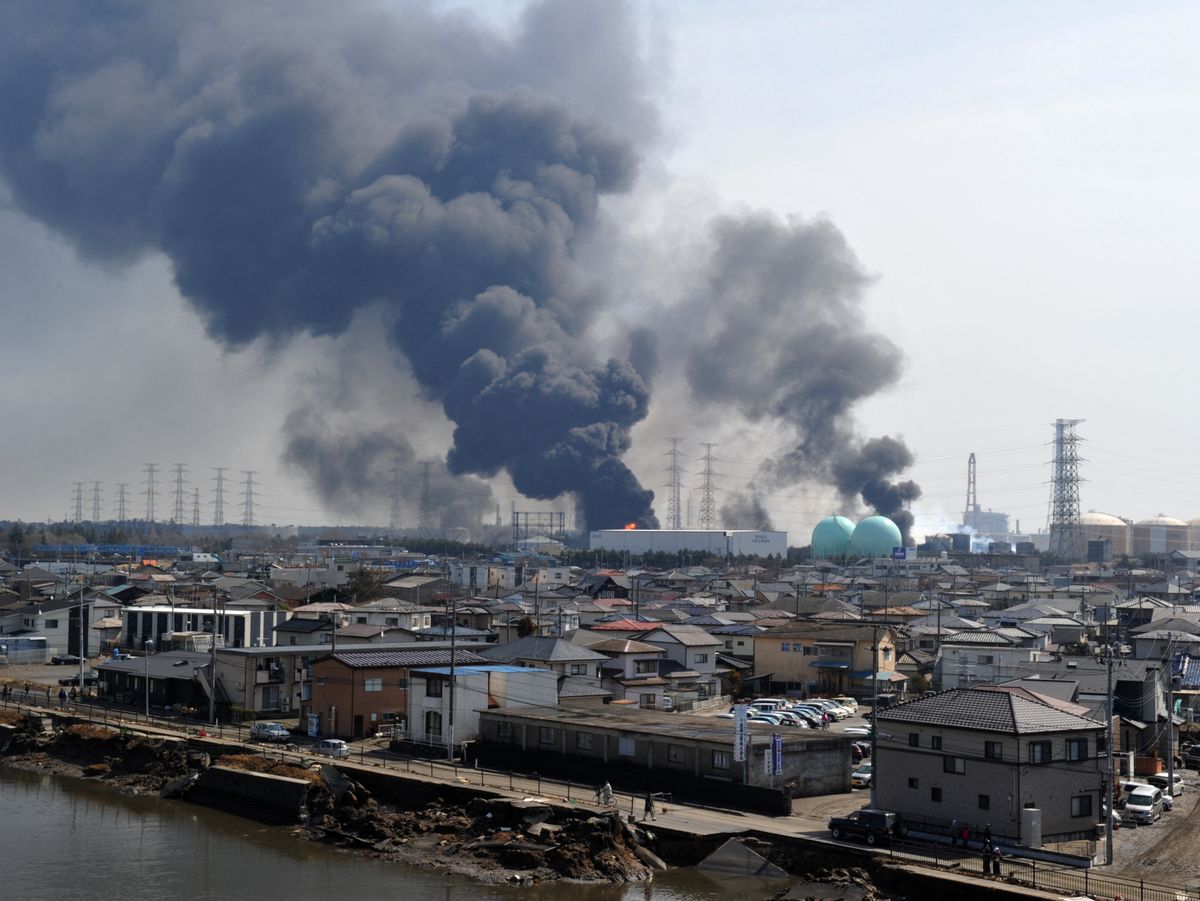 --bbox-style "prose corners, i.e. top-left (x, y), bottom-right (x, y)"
top-left (682, 214), bottom-right (920, 536)
top-left (831, 436), bottom-right (921, 544)
top-left (281, 410), bottom-right (493, 529)
top-left (0, 0), bottom-right (657, 529)
top-left (720, 491), bottom-right (775, 531)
